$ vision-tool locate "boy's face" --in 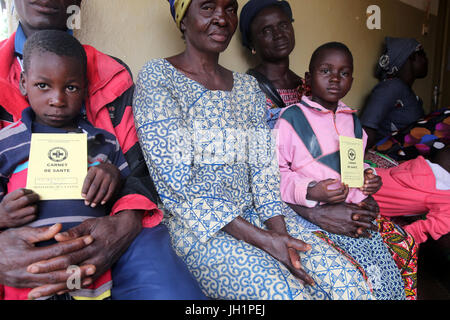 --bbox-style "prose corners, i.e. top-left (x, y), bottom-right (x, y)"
top-left (307, 48), bottom-right (353, 111)
top-left (20, 51), bottom-right (87, 130)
